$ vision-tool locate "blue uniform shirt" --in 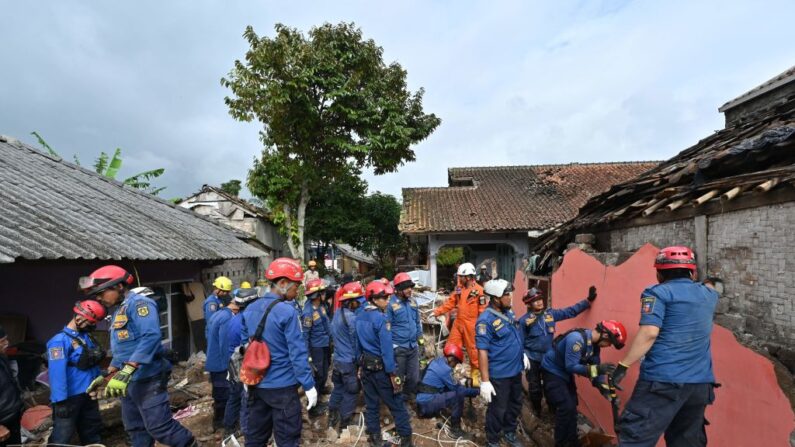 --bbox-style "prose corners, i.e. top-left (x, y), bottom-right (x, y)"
top-left (206, 307), bottom-right (235, 372)
top-left (302, 301), bottom-right (331, 349)
top-left (519, 299), bottom-right (590, 361)
top-left (386, 295), bottom-right (422, 349)
top-left (47, 327), bottom-right (101, 403)
top-left (109, 291), bottom-right (166, 381)
top-left (541, 329), bottom-right (601, 382)
top-left (226, 312), bottom-right (245, 357)
top-left (204, 294), bottom-right (222, 322)
top-left (354, 297), bottom-right (367, 316)
top-left (240, 293), bottom-right (314, 390)
top-left (638, 278), bottom-right (718, 383)
top-left (475, 307), bottom-right (524, 379)
top-left (331, 307), bottom-right (359, 364)
top-left (356, 304), bottom-right (397, 374)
